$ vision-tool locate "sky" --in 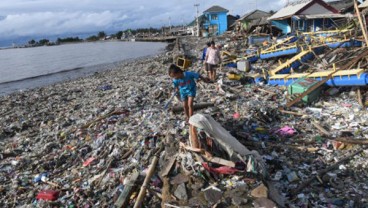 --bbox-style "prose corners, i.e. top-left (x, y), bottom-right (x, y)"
top-left (0, 0), bottom-right (288, 41)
